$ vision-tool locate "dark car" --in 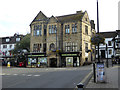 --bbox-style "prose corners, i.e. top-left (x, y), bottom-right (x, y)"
top-left (113, 56), bottom-right (120, 64)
